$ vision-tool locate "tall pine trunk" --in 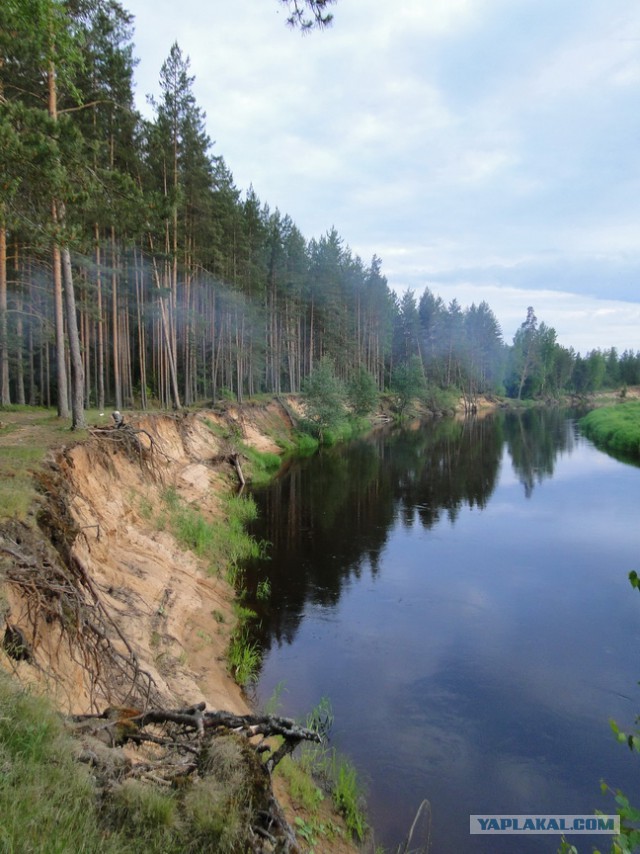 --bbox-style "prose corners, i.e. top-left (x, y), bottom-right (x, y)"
top-left (0, 217), bottom-right (9, 405)
top-left (94, 224), bottom-right (105, 412)
top-left (61, 240), bottom-right (85, 428)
